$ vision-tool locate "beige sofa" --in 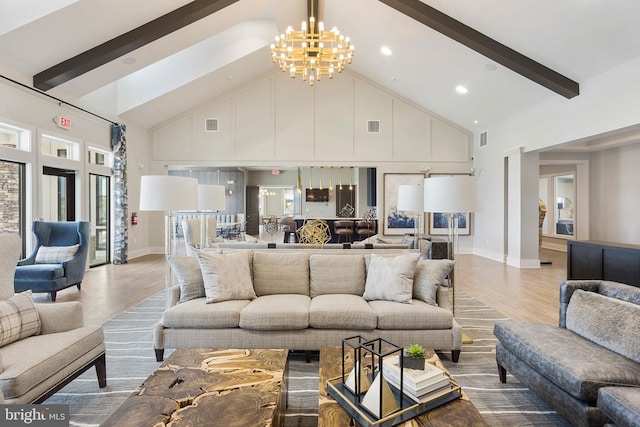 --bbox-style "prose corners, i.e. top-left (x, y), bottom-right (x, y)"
top-left (153, 249), bottom-right (461, 362)
top-left (0, 233), bottom-right (106, 404)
